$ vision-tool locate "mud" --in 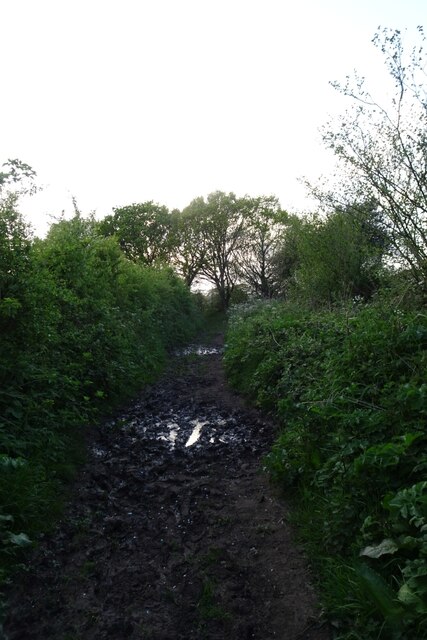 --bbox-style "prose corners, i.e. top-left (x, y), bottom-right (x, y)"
top-left (4, 333), bottom-right (329, 640)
